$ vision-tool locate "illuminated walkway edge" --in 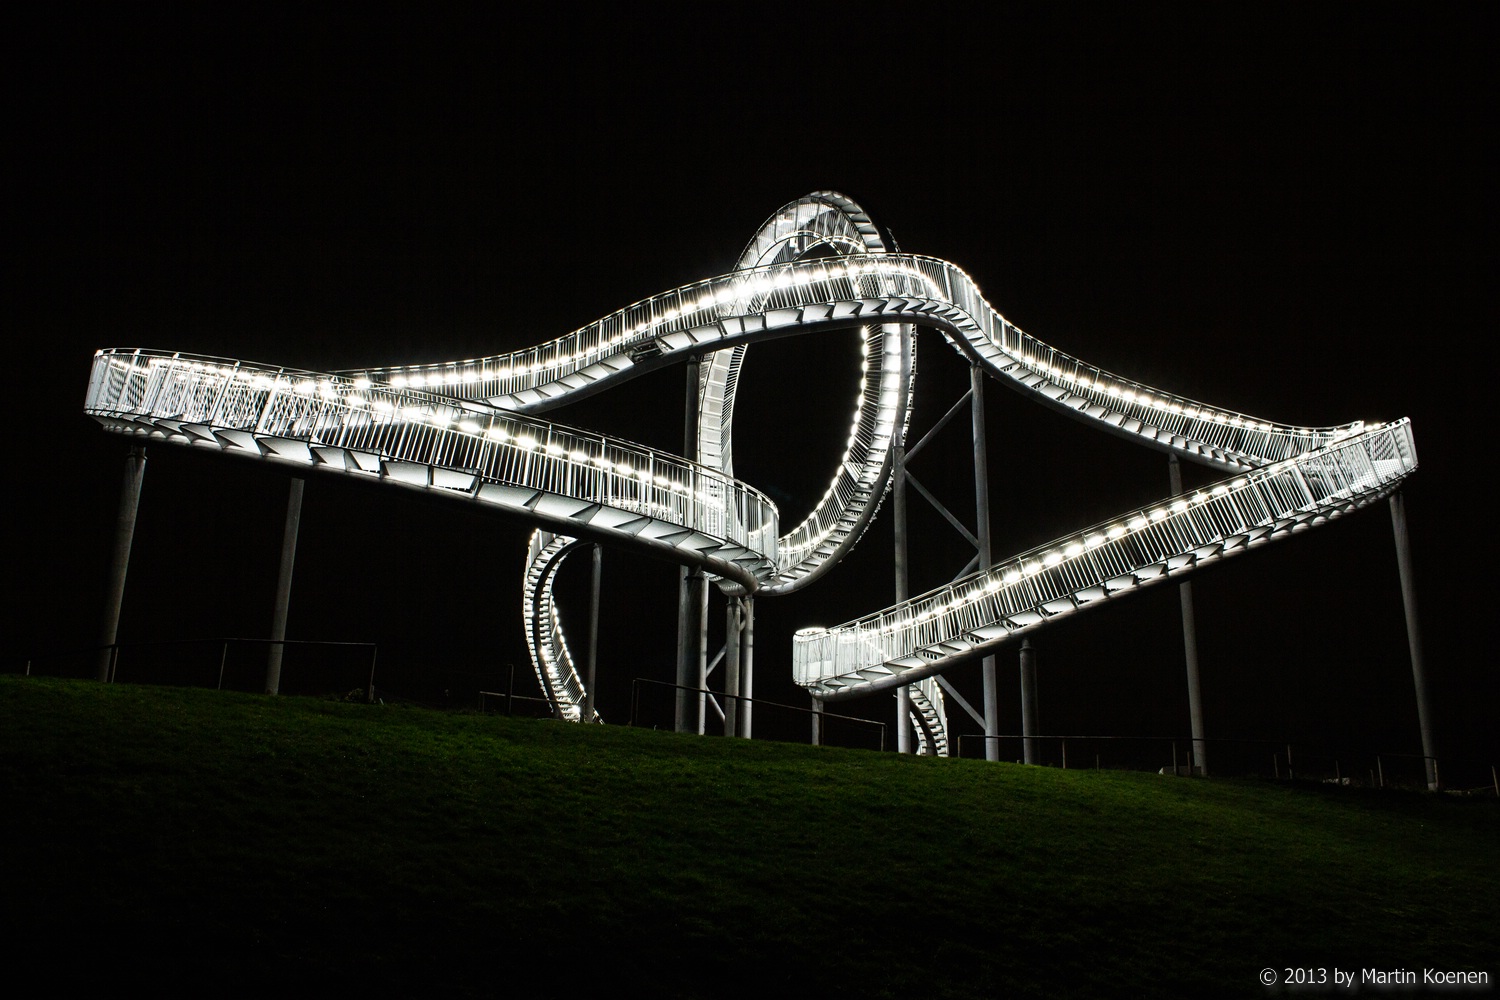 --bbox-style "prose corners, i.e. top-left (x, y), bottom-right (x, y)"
top-left (84, 192), bottom-right (1418, 750)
